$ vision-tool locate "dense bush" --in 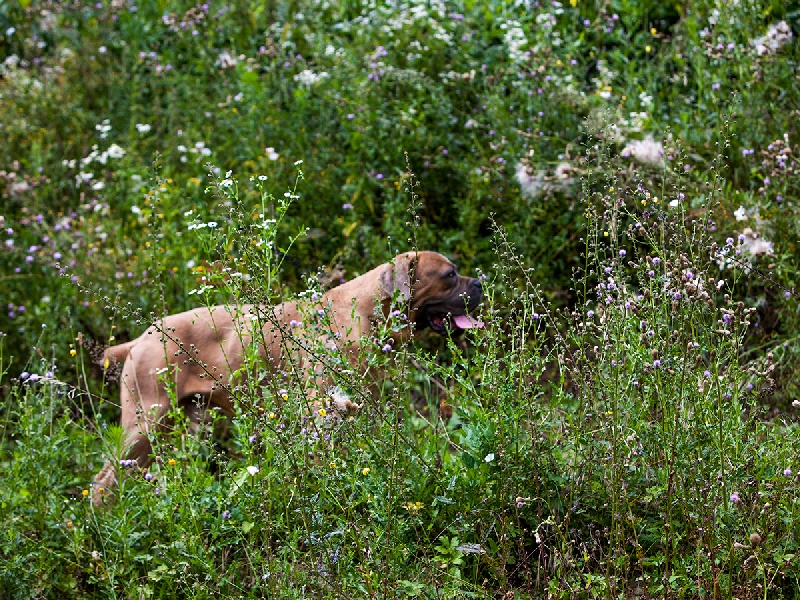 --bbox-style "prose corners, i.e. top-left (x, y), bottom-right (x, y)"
top-left (1, 0), bottom-right (798, 597)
